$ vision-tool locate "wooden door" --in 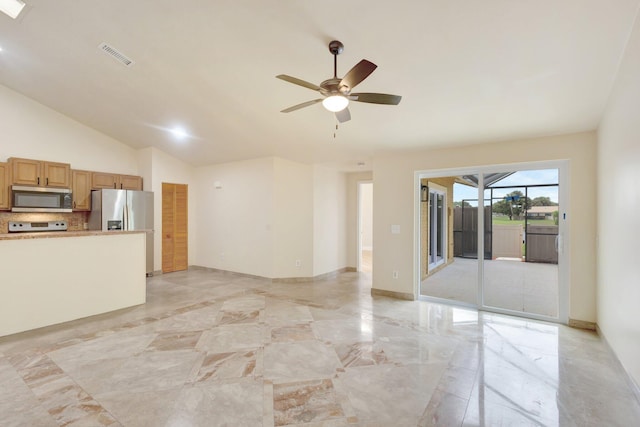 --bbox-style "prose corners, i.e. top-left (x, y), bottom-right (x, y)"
top-left (71, 170), bottom-right (92, 210)
top-left (162, 183), bottom-right (188, 273)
